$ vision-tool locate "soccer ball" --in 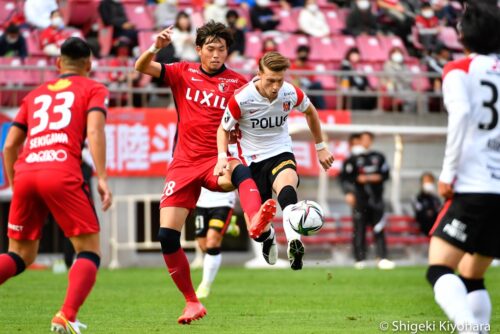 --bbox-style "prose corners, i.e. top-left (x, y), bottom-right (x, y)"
top-left (287, 200), bottom-right (324, 236)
